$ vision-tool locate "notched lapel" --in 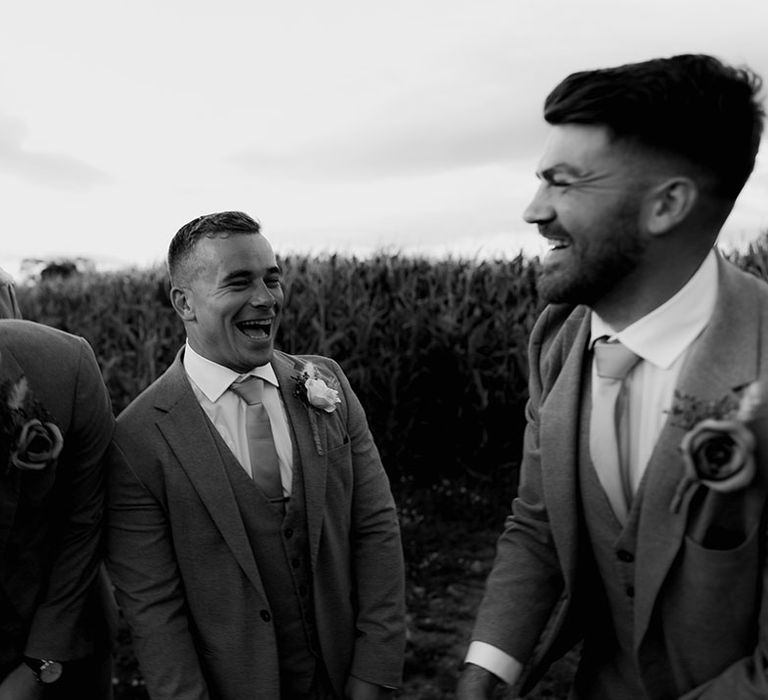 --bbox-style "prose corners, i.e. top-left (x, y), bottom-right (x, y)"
top-left (155, 357), bottom-right (265, 598)
top-left (272, 352), bottom-right (328, 569)
top-left (0, 347), bottom-right (34, 553)
top-left (539, 310), bottom-right (591, 587)
top-left (634, 257), bottom-right (762, 645)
